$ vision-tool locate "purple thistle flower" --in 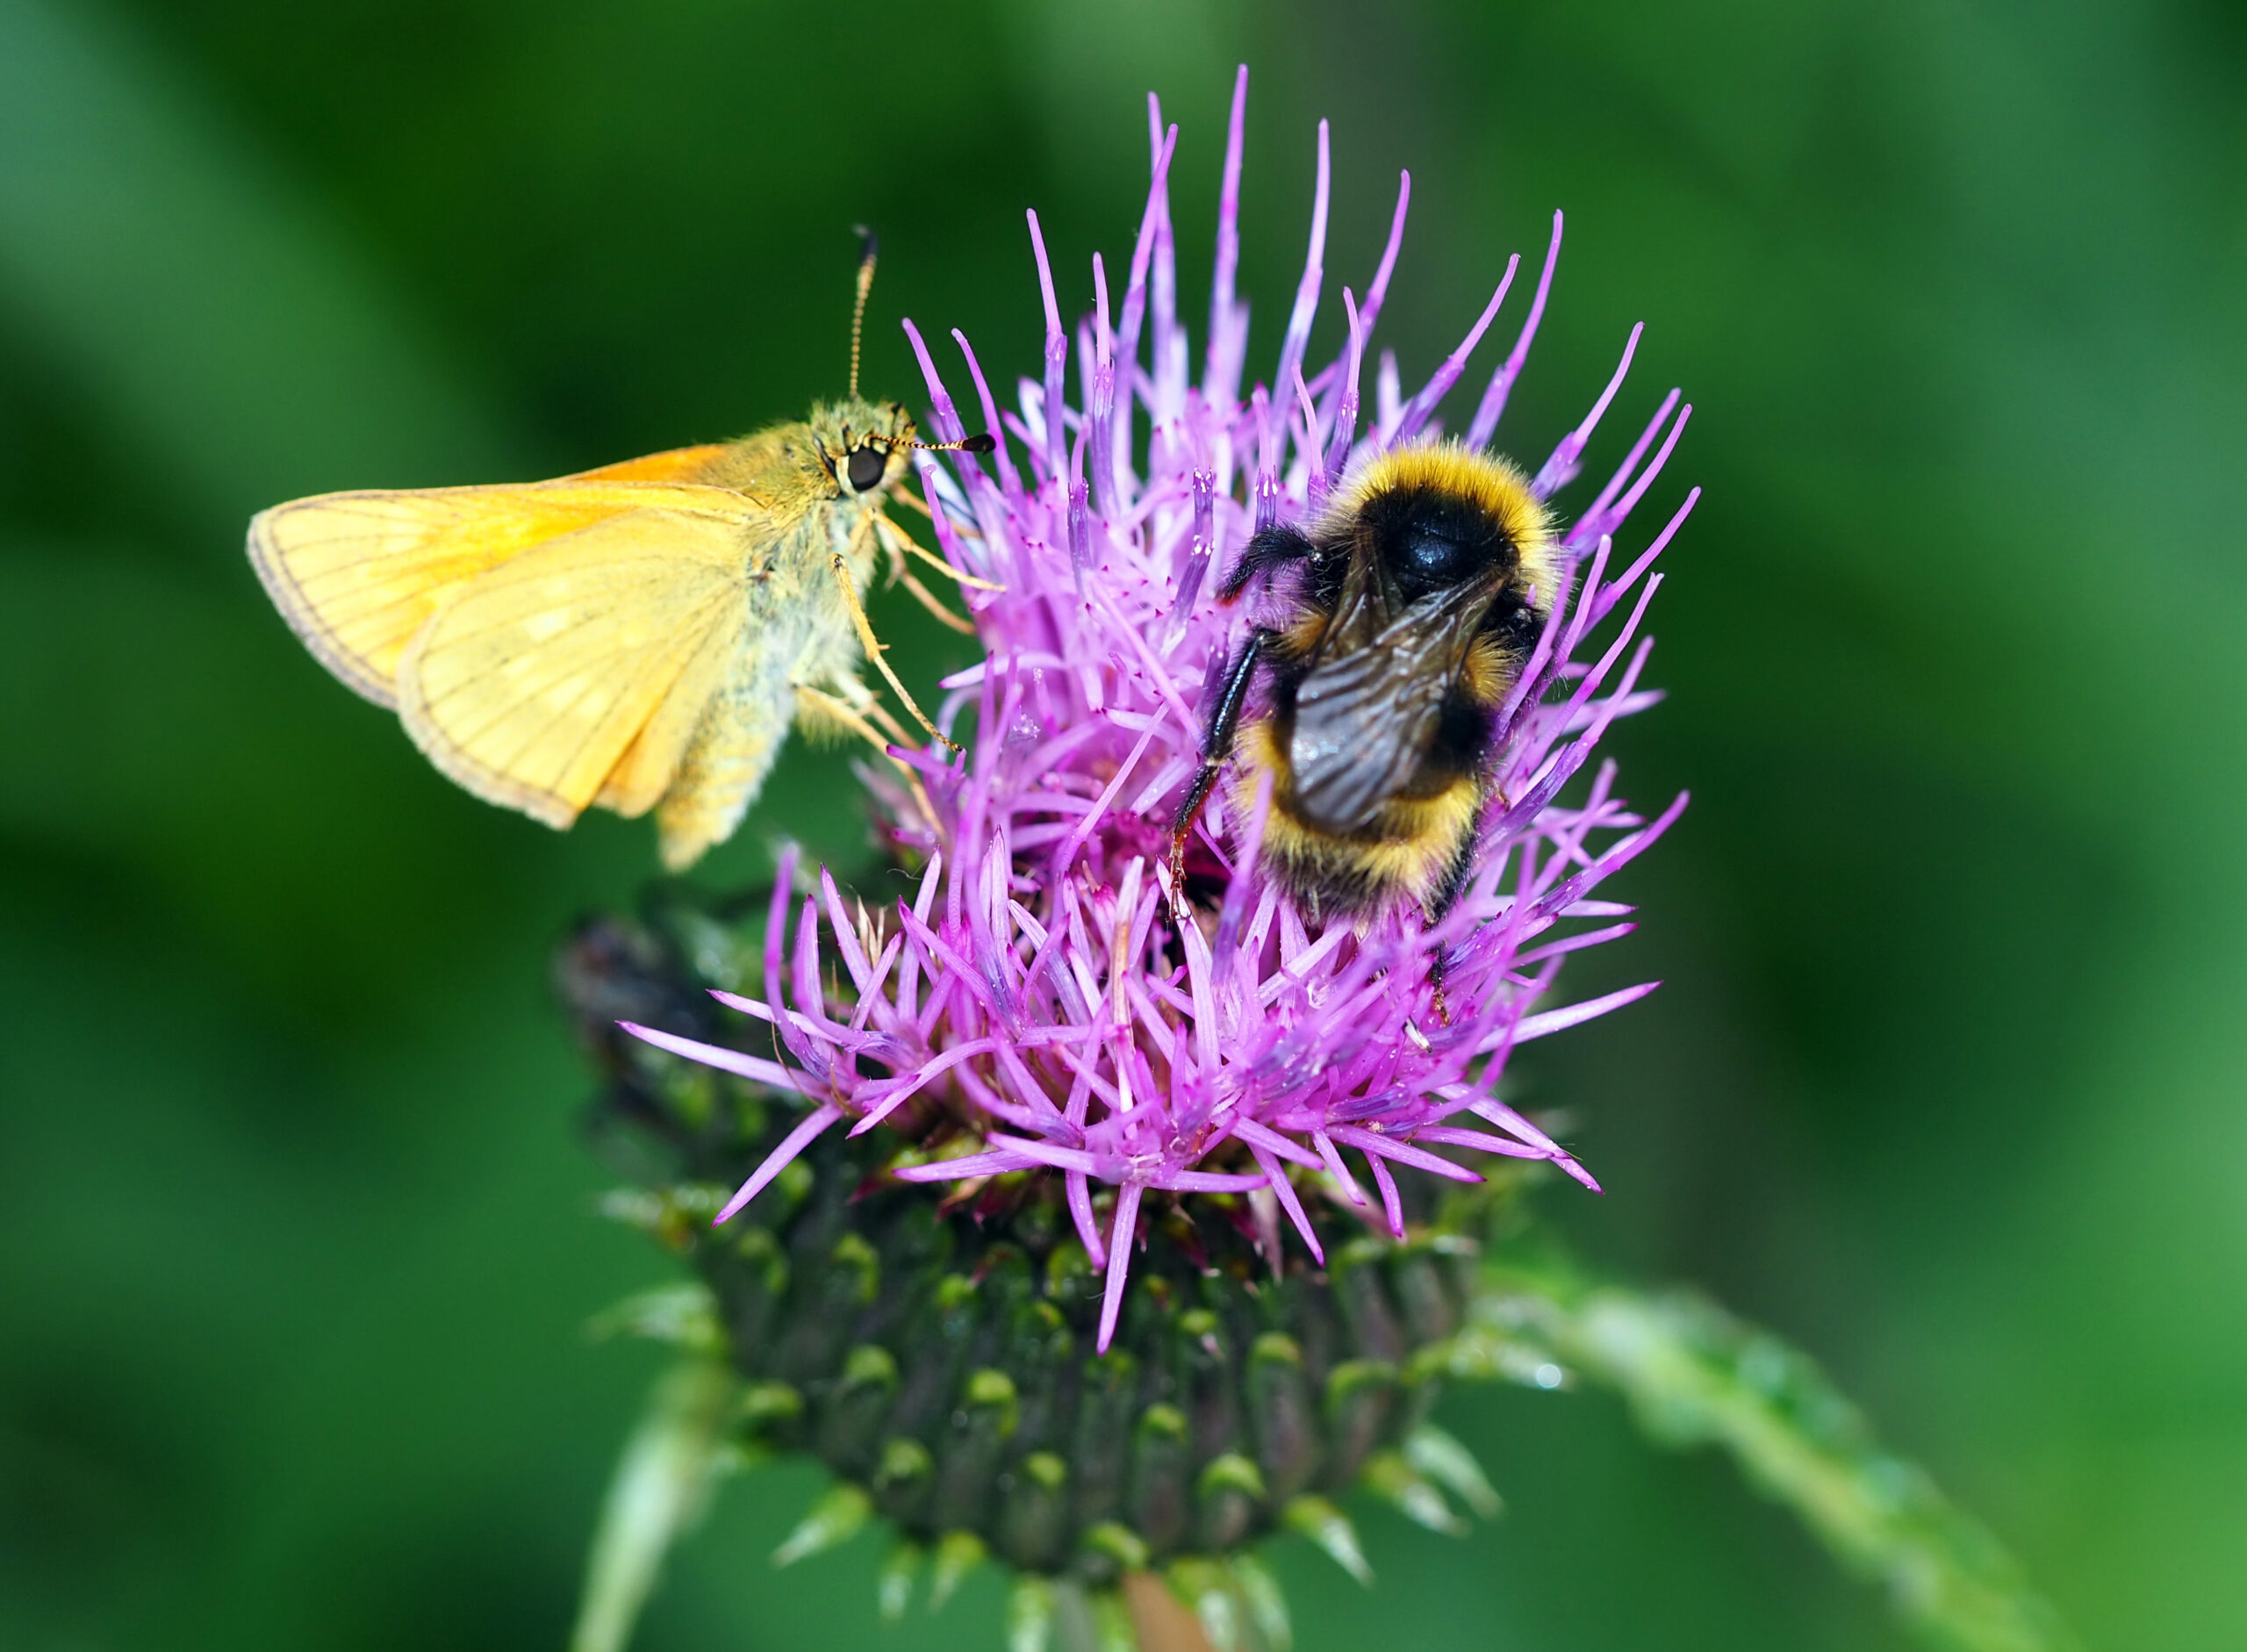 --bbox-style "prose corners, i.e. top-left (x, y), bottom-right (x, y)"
top-left (623, 68), bottom-right (1695, 1356)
